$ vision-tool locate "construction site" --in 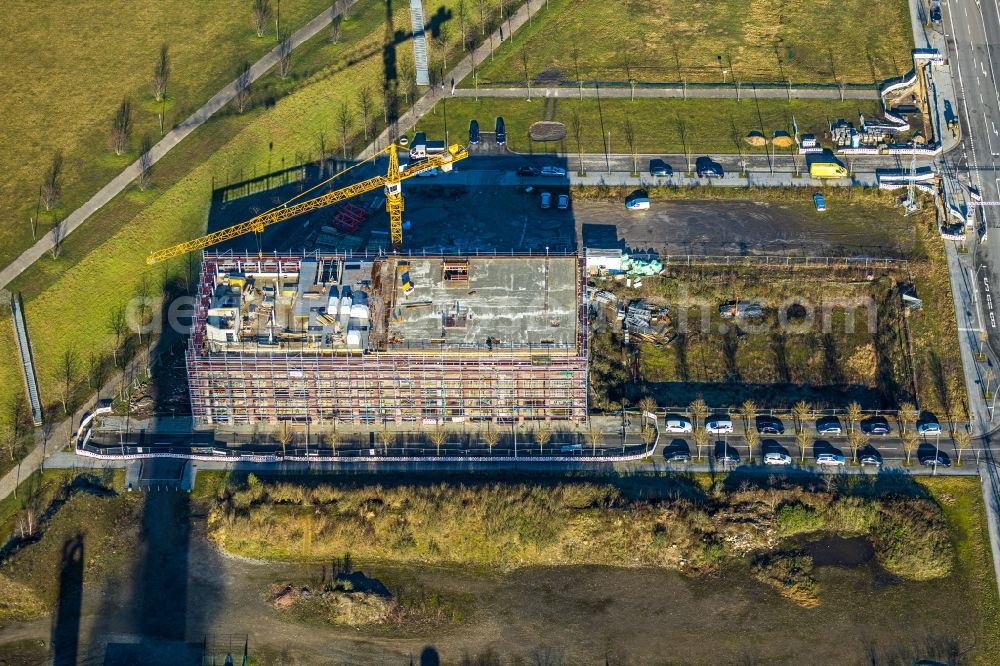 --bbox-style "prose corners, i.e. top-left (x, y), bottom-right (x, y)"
top-left (186, 251), bottom-right (589, 426)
